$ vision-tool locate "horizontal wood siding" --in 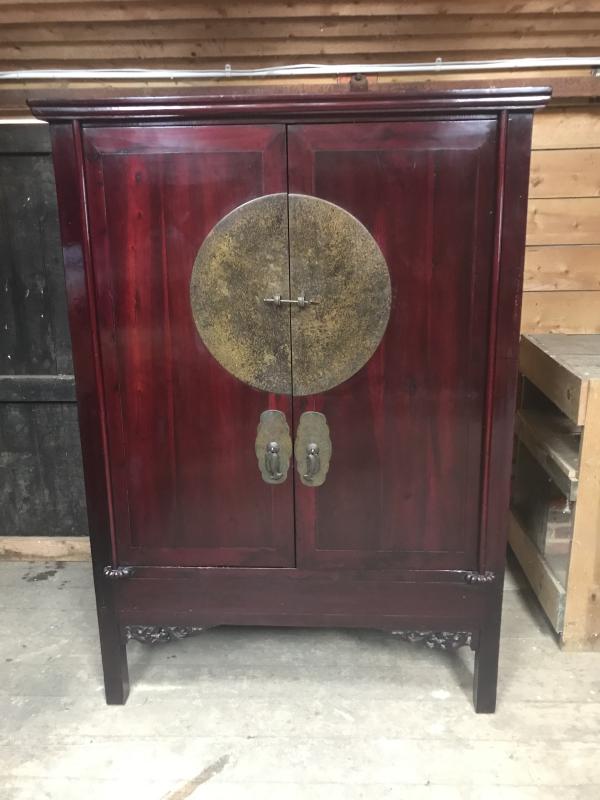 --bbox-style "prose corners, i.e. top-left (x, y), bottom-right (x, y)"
top-left (529, 150), bottom-right (600, 198)
top-left (0, 2), bottom-right (600, 69)
top-left (524, 246), bottom-right (600, 291)
top-left (0, 125), bottom-right (87, 536)
top-left (521, 292), bottom-right (600, 335)
top-left (523, 108), bottom-right (600, 334)
top-left (2, 3), bottom-right (600, 115)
